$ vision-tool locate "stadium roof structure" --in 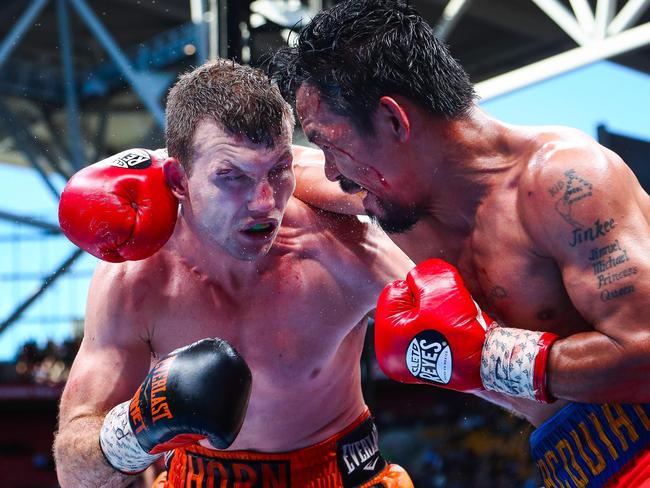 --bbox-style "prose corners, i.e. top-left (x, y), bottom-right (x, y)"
top-left (0, 0), bottom-right (648, 171)
top-left (0, 0), bottom-right (648, 332)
